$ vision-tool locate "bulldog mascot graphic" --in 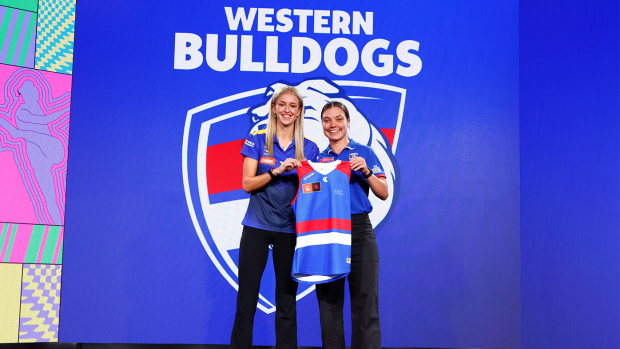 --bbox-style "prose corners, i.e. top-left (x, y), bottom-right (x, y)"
top-left (183, 78), bottom-right (403, 313)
